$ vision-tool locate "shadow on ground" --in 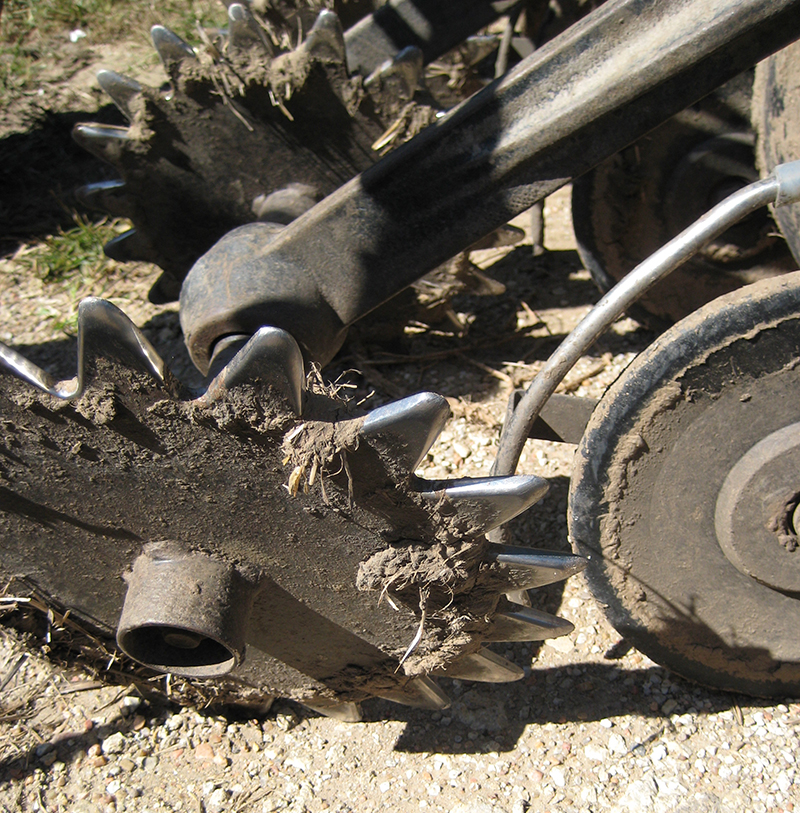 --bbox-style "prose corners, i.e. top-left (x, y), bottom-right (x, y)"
top-left (0, 105), bottom-right (124, 256)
